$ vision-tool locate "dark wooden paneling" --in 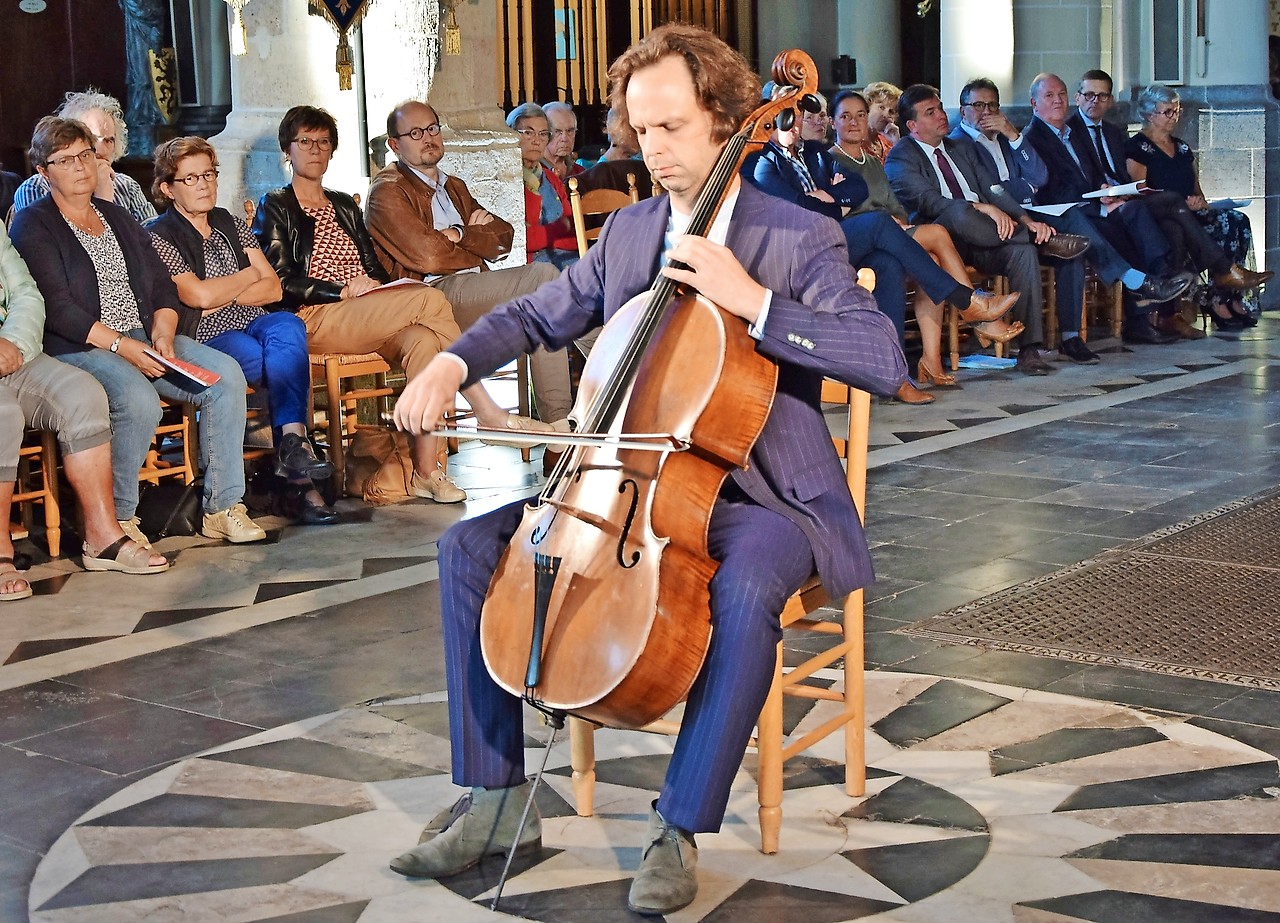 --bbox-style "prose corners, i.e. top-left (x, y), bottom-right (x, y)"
top-left (0, 1), bottom-right (127, 174)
